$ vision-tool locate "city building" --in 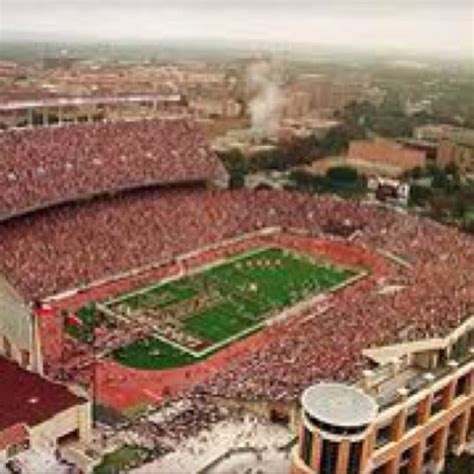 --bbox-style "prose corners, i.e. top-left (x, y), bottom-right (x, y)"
top-left (413, 125), bottom-right (474, 176)
top-left (437, 130), bottom-right (474, 177)
top-left (414, 125), bottom-right (458, 143)
top-left (348, 139), bottom-right (428, 175)
top-left (396, 139), bottom-right (438, 162)
top-left (285, 74), bottom-right (368, 119)
top-left (292, 318), bottom-right (474, 474)
top-left (0, 357), bottom-right (92, 471)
